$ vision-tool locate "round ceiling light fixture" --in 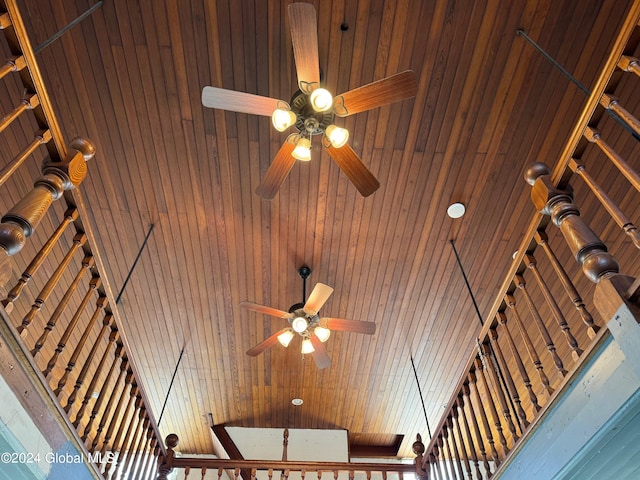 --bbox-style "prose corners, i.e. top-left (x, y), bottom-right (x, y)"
top-left (447, 202), bottom-right (466, 219)
top-left (291, 398), bottom-right (304, 406)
